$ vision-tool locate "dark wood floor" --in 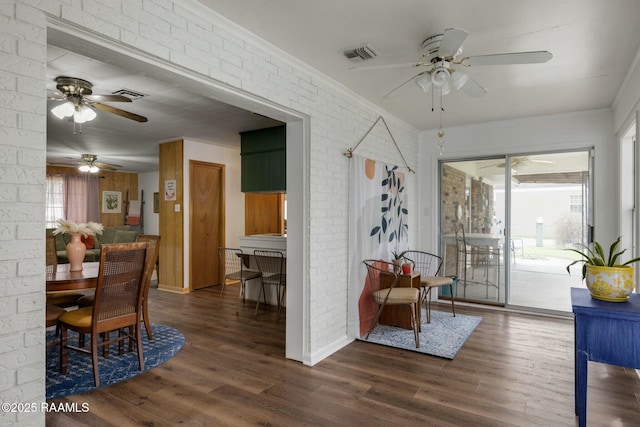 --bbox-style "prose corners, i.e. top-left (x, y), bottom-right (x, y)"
top-left (46, 286), bottom-right (640, 426)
